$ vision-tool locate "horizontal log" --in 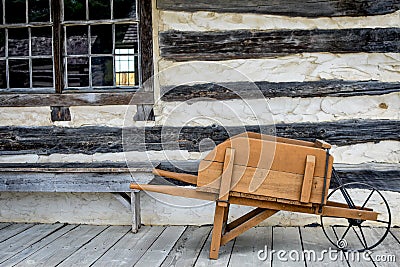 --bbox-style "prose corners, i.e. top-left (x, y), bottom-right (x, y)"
top-left (0, 162), bottom-right (154, 173)
top-left (0, 91), bottom-right (154, 107)
top-left (0, 163), bottom-right (398, 192)
top-left (160, 28), bottom-right (400, 61)
top-left (0, 119), bottom-right (398, 155)
top-left (161, 80), bottom-right (400, 100)
top-left (157, 0), bottom-right (400, 17)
